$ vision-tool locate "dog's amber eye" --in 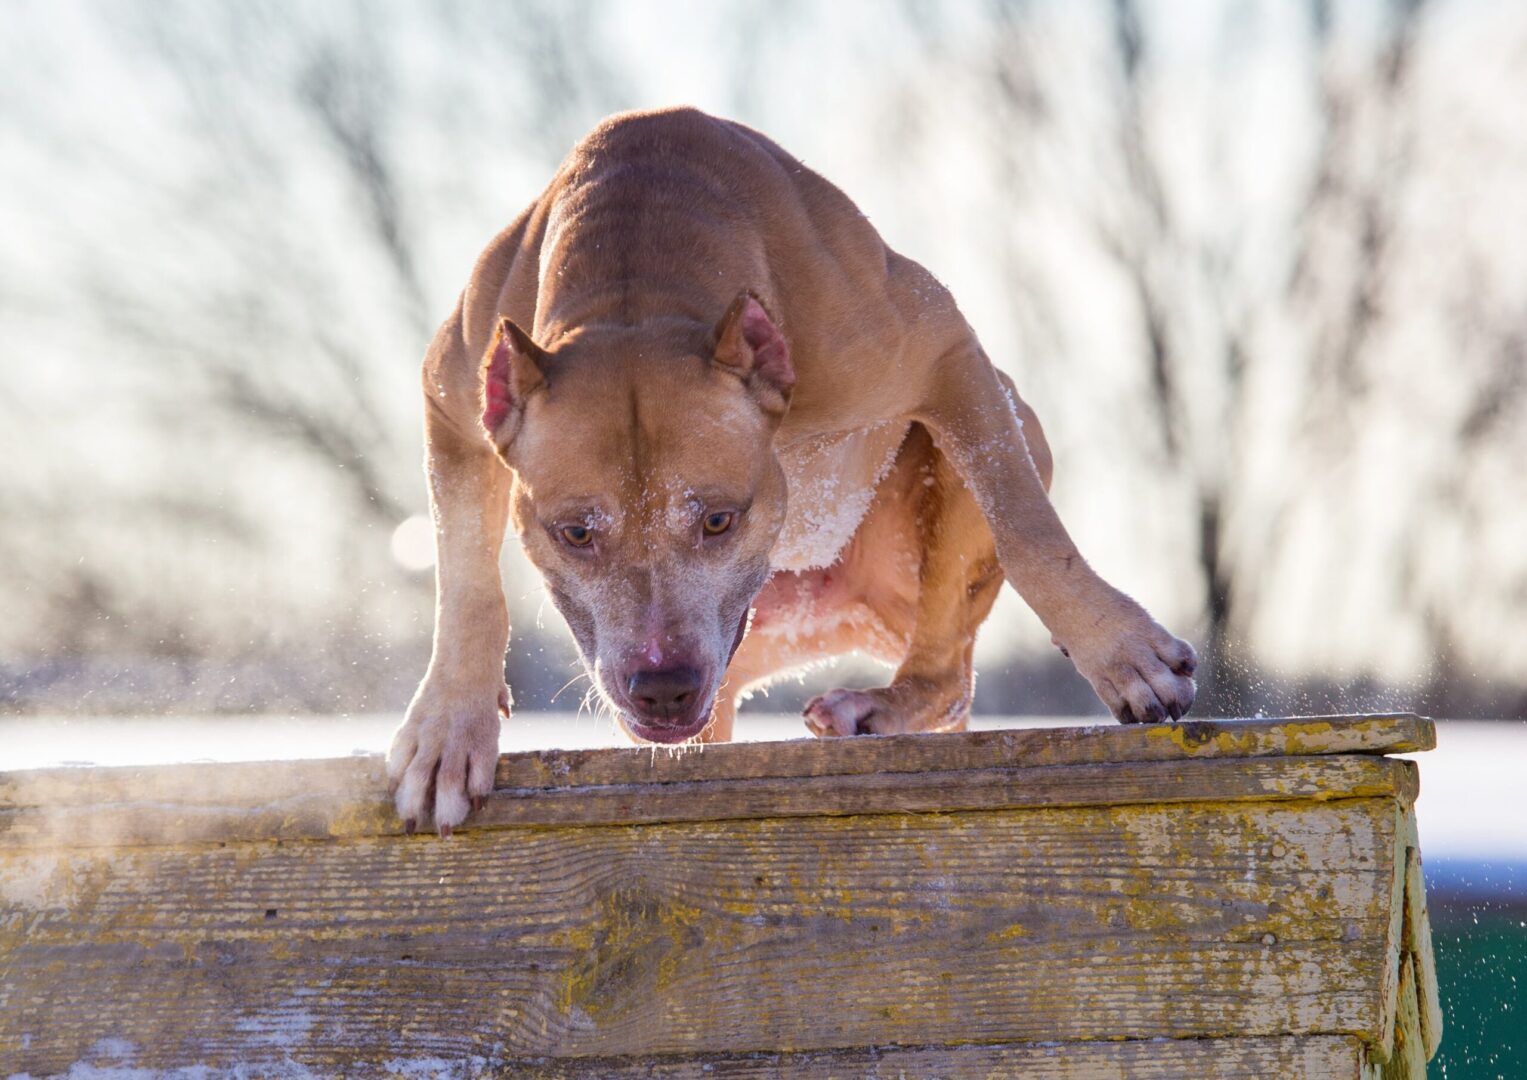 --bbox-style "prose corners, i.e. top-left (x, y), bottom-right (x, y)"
top-left (560, 525), bottom-right (593, 547)
top-left (702, 511), bottom-right (734, 536)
